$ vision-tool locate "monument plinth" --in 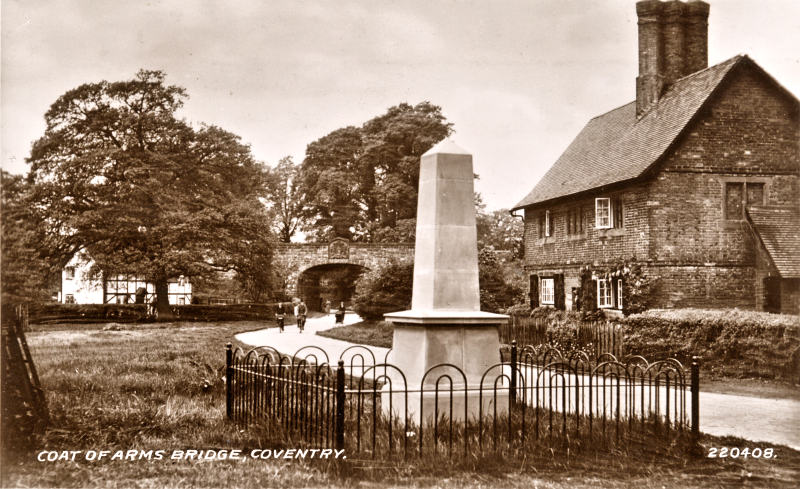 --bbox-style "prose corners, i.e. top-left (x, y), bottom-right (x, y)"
top-left (384, 140), bottom-right (508, 423)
